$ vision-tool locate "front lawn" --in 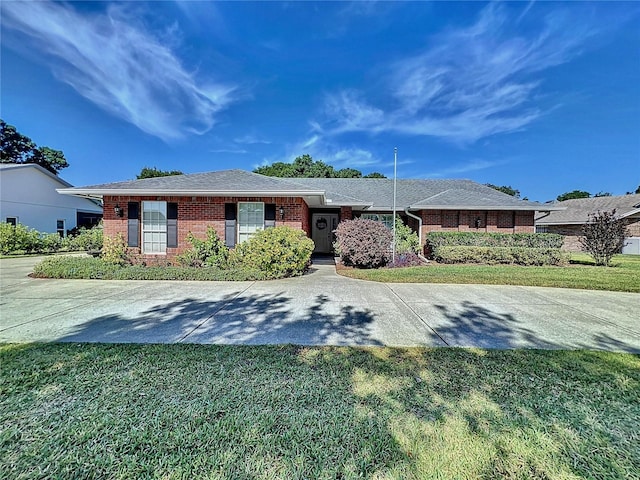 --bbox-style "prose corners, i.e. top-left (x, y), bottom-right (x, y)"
top-left (1, 344), bottom-right (638, 479)
top-left (339, 254), bottom-right (640, 292)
